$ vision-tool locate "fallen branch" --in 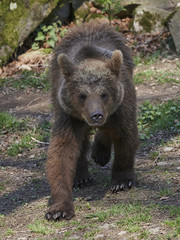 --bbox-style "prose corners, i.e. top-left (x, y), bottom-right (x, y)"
top-left (31, 136), bottom-right (49, 145)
